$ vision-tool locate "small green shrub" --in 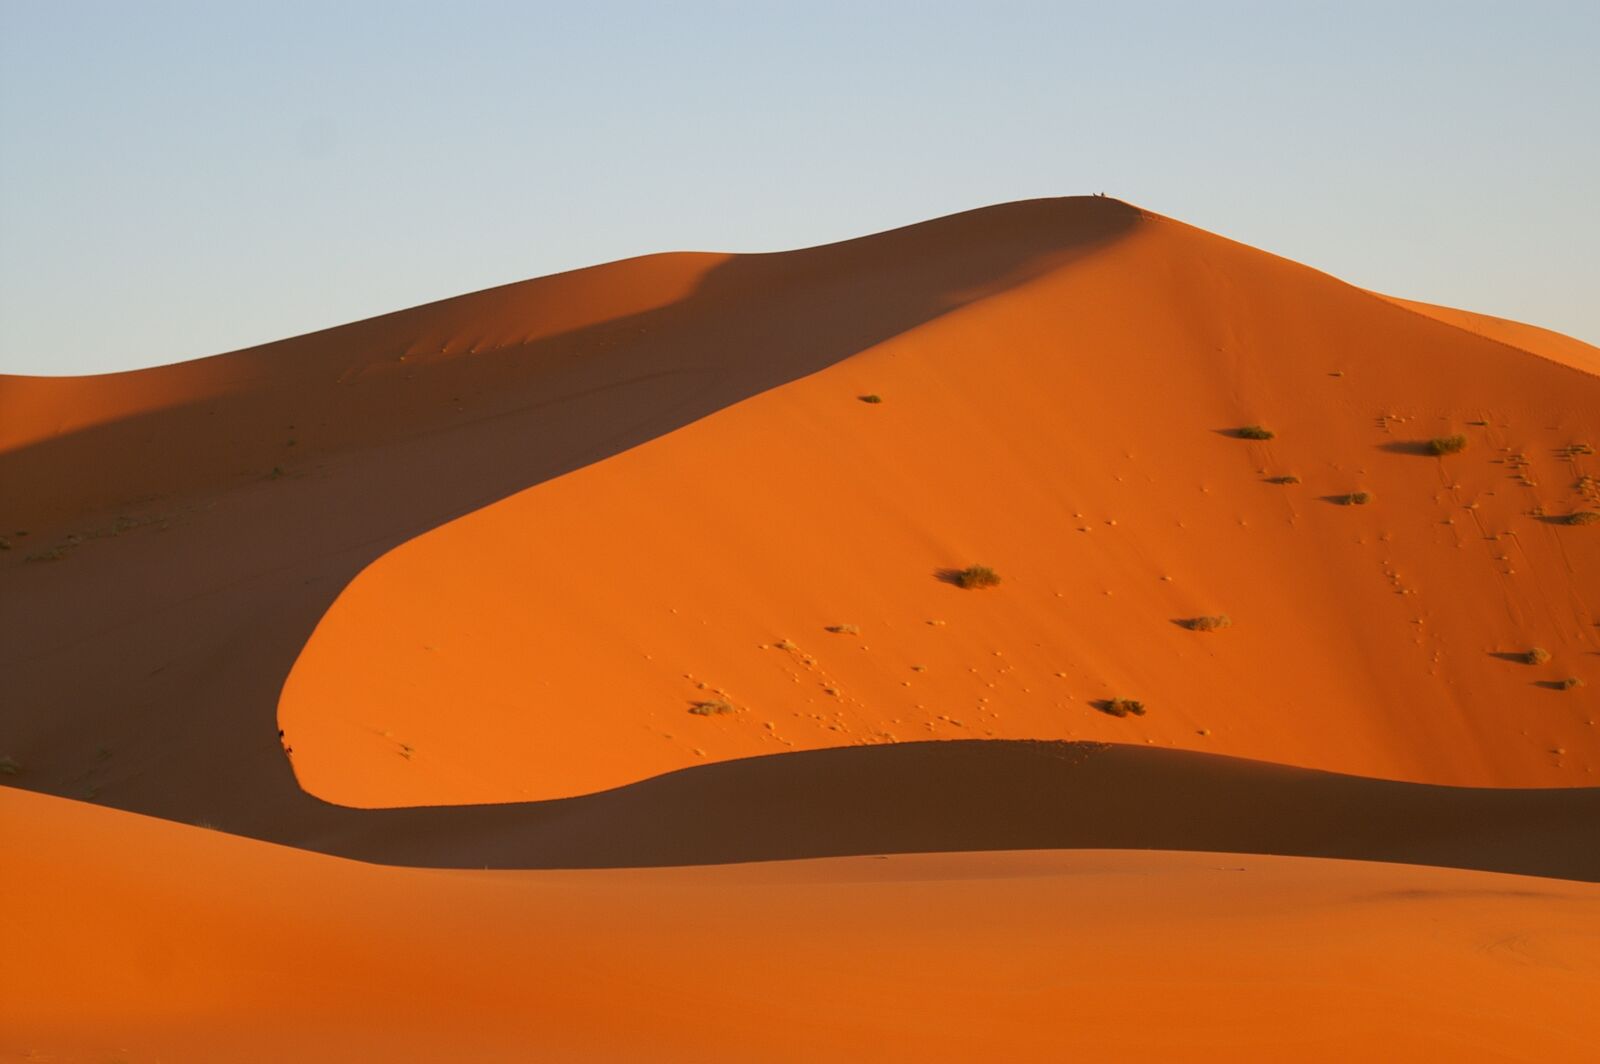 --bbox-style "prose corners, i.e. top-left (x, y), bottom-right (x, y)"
top-left (858, 394), bottom-right (883, 404)
top-left (952, 565), bottom-right (1001, 589)
top-left (688, 699), bottom-right (735, 716)
top-left (1236, 426), bottom-right (1275, 440)
top-left (1181, 615), bottom-right (1232, 632)
top-left (1340, 491), bottom-right (1374, 506)
top-left (1097, 698), bottom-right (1146, 718)
top-left (1522, 647), bottom-right (1551, 666)
top-left (1428, 434), bottom-right (1468, 456)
